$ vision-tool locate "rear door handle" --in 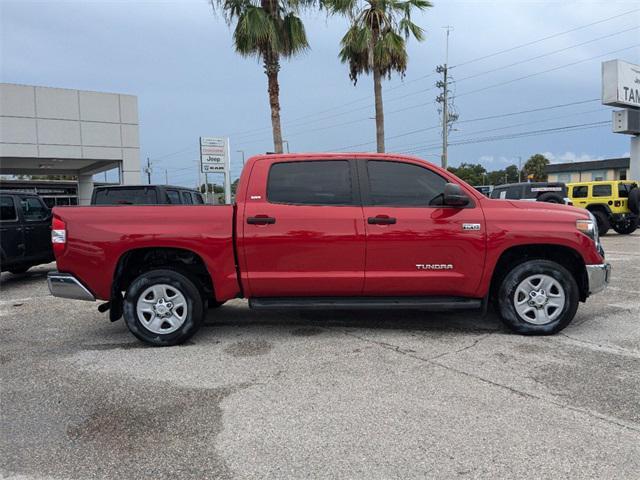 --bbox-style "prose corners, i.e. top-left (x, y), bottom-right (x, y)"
top-left (247, 215), bottom-right (276, 225)
top-left (368, 215), bottom-right (396, 225)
